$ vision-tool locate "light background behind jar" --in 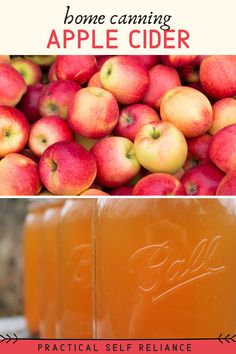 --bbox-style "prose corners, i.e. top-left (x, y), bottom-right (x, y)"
top-left (0, 200), bottom-right (27, 317)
